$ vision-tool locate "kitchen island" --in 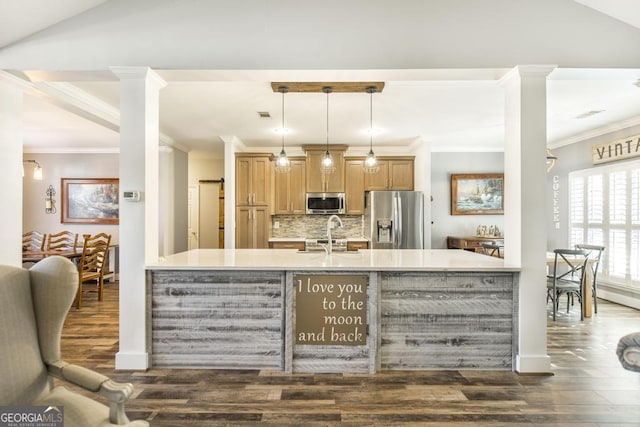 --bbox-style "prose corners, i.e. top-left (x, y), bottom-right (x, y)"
top-left (147, 249), bottom-right (519, 373)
